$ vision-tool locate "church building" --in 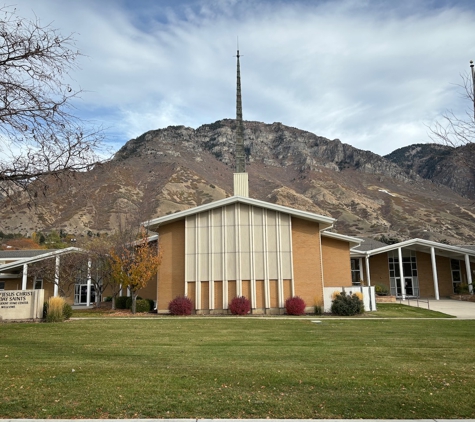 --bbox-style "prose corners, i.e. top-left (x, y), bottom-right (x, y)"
top-left (144, 50), bottom-right (367, 314)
